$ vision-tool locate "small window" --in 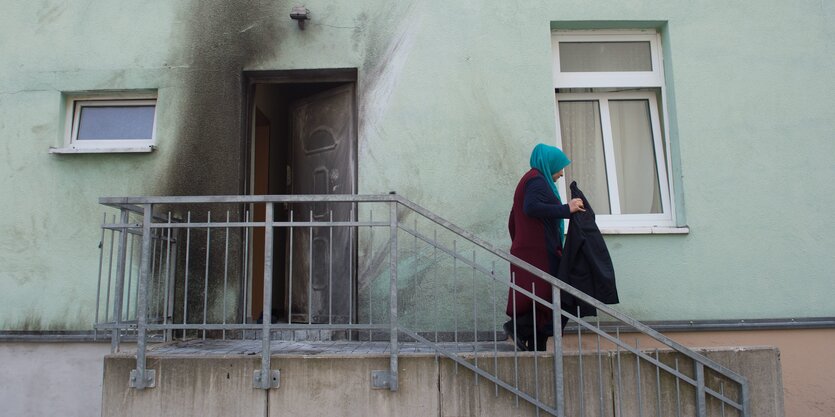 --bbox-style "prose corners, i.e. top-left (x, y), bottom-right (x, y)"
top-left (52, 93), bottom-right (157, 153)
top-left (552, 32), bottom-right (664, 89)
top-left (553, 31), bottom-right (675, 229)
